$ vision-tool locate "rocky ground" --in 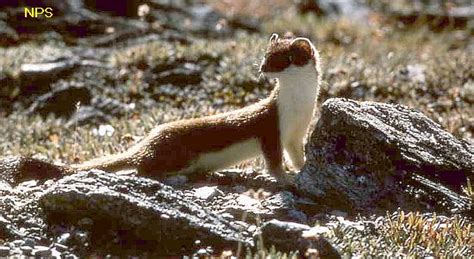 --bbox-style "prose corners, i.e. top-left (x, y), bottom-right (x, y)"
top-left (0, 0), bottom-right (473, 257)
